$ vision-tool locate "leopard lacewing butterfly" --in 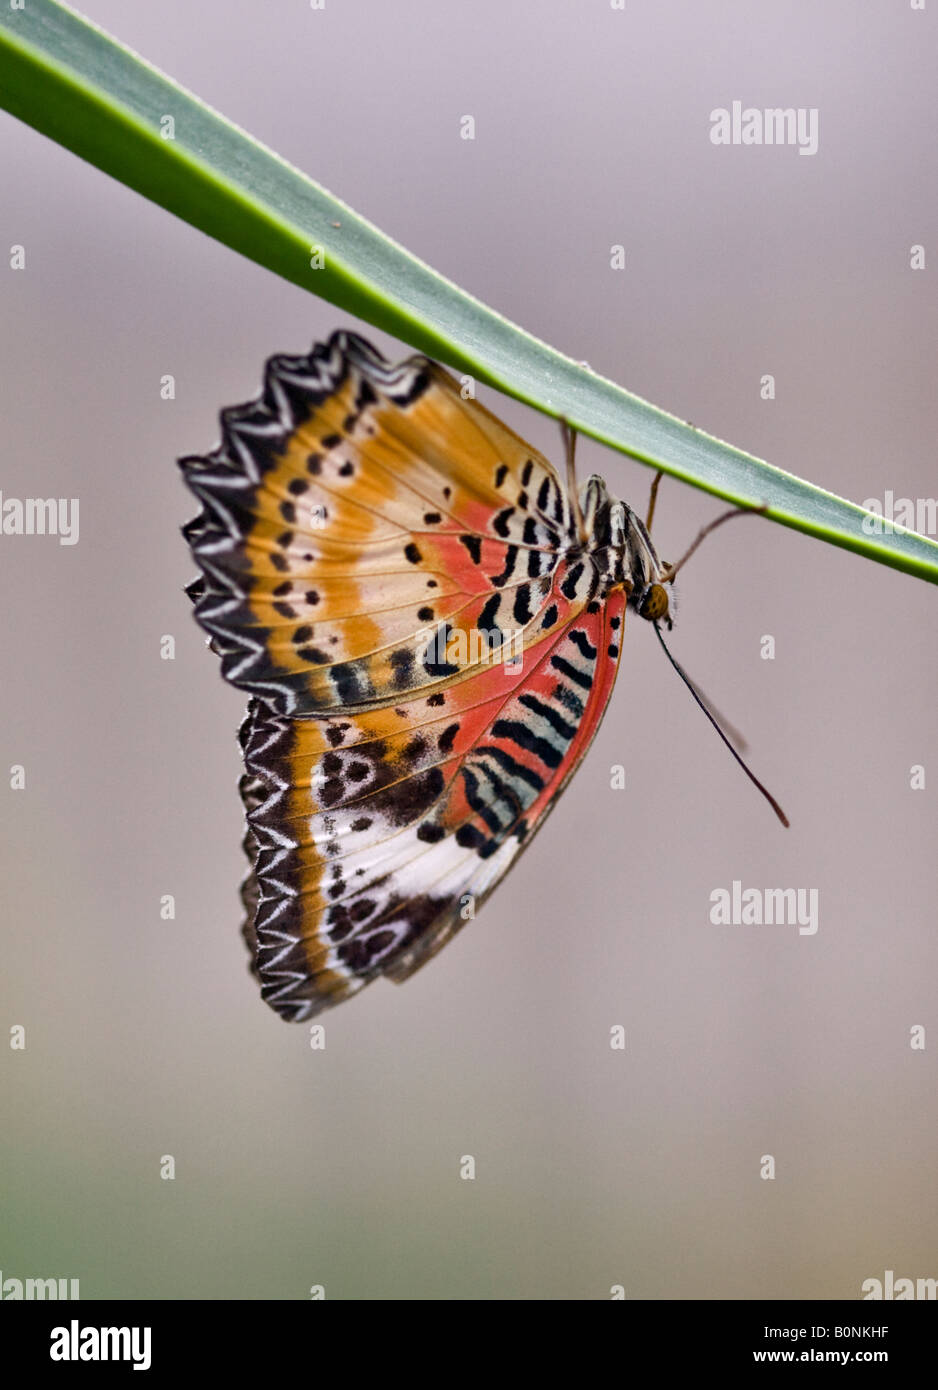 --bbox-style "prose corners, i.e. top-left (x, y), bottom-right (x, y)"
top-left (181, 331), bottom-right (783, 1021)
